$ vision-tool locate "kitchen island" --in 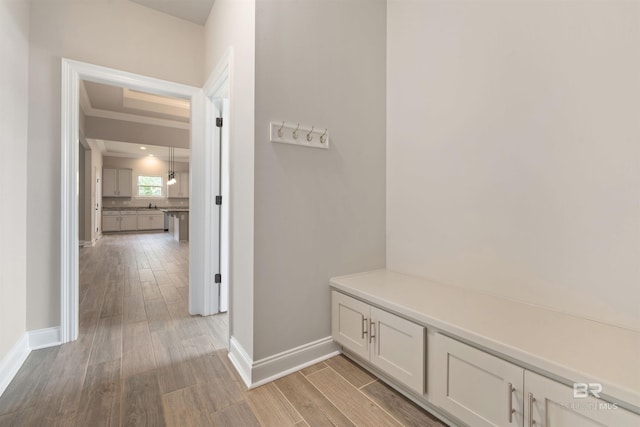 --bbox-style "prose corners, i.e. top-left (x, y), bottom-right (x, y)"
top-left (162, 209), bottom-right (189, 241)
